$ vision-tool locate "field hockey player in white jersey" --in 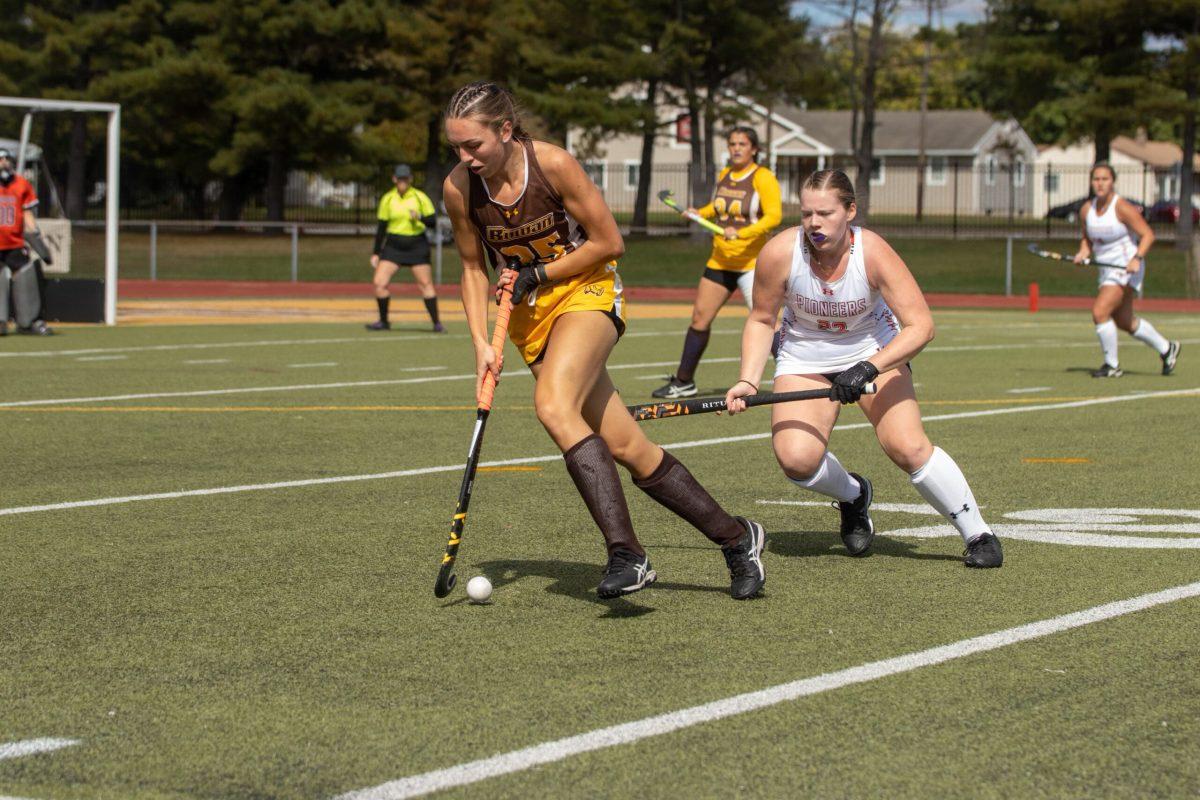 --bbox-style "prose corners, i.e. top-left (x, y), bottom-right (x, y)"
top-left (1074, 162), bottom-right (1180, 378)
top-left (724, 169), bottom-right (1002, 568)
